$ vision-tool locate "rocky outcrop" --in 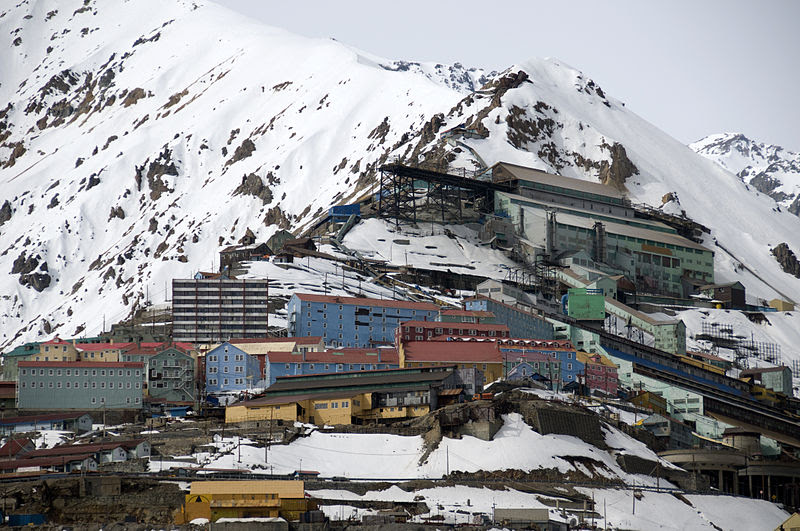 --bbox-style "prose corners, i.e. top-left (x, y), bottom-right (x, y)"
top-left (598, 142), bottom-right (638, 191)
top-left (224, 138), bottom-right (255, 167)
top-left (233, 173), bottom-right (272, 205)
top-left (135, 148), bottom-right (178, 200)
top-left (20, 272), bottom-right (52, 292)
top-left (0, 200), bottom-right (12, 226)
top-left (773, 242), bottom-right (800, 278)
